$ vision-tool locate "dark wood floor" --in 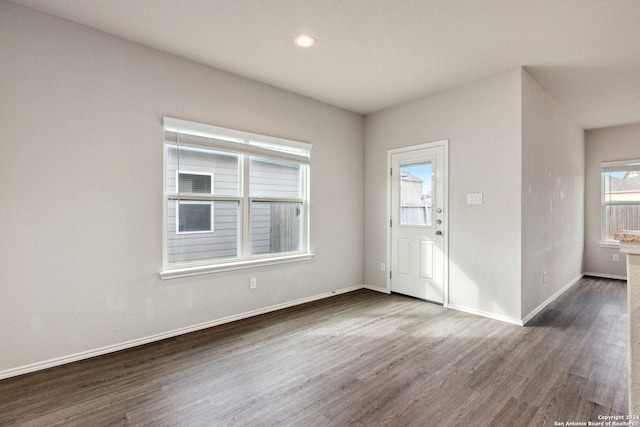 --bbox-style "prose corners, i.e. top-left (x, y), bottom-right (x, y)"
top-left (0, 277), bottom-right (629, 426)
